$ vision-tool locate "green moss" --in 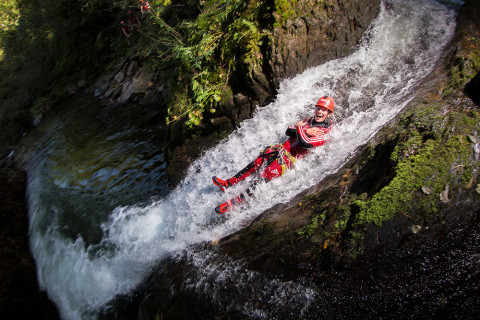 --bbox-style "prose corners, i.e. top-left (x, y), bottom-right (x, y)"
top-left (348, 231), bottom-right (364, 241)
top-left (297, 213), bottom-right (324, 238)
top-left (443, 38), bottom-right (480, 97)
top-left (391, 129), bottom-right (423, 163)
top-left (353, 109), bottom-right (479, 227)
top-left (391, 104), bottom-right (445, 164)
top-left (0, 0), bottom-right (20, 59)
top-left (333, 202), bottom-right (353, 233)
top-left (461, 164), bottom-right (474, 186)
